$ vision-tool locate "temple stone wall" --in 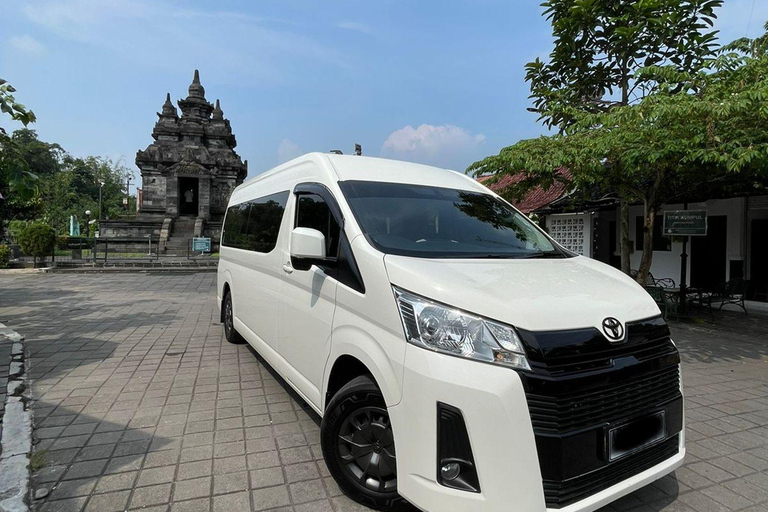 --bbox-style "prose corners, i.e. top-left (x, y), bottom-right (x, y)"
top-left (102, 70), bottom-right (246, 246)
top-left (135, 70), bottom-right (247, 224)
